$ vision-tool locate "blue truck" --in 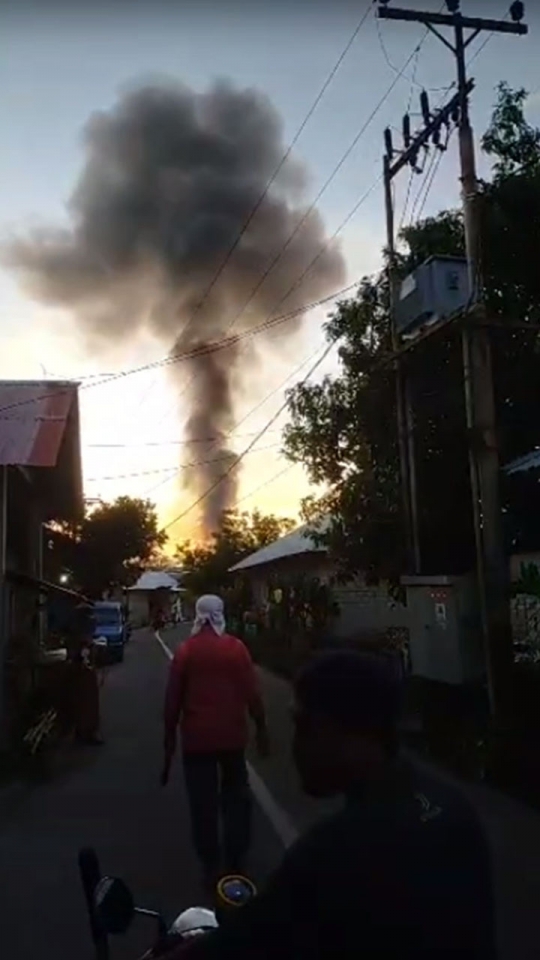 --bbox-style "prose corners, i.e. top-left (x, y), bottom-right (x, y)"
top-left (92, 601), bottom-right (130, 663)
